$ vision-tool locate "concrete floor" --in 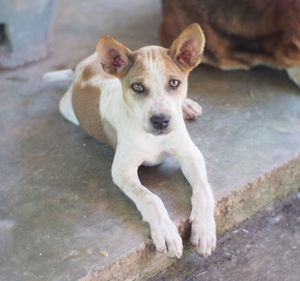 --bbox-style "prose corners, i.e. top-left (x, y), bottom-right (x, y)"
top-left (0, 1), bottom-right (300, 281)
top-left (151, 190), bottom-right (300, 281)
